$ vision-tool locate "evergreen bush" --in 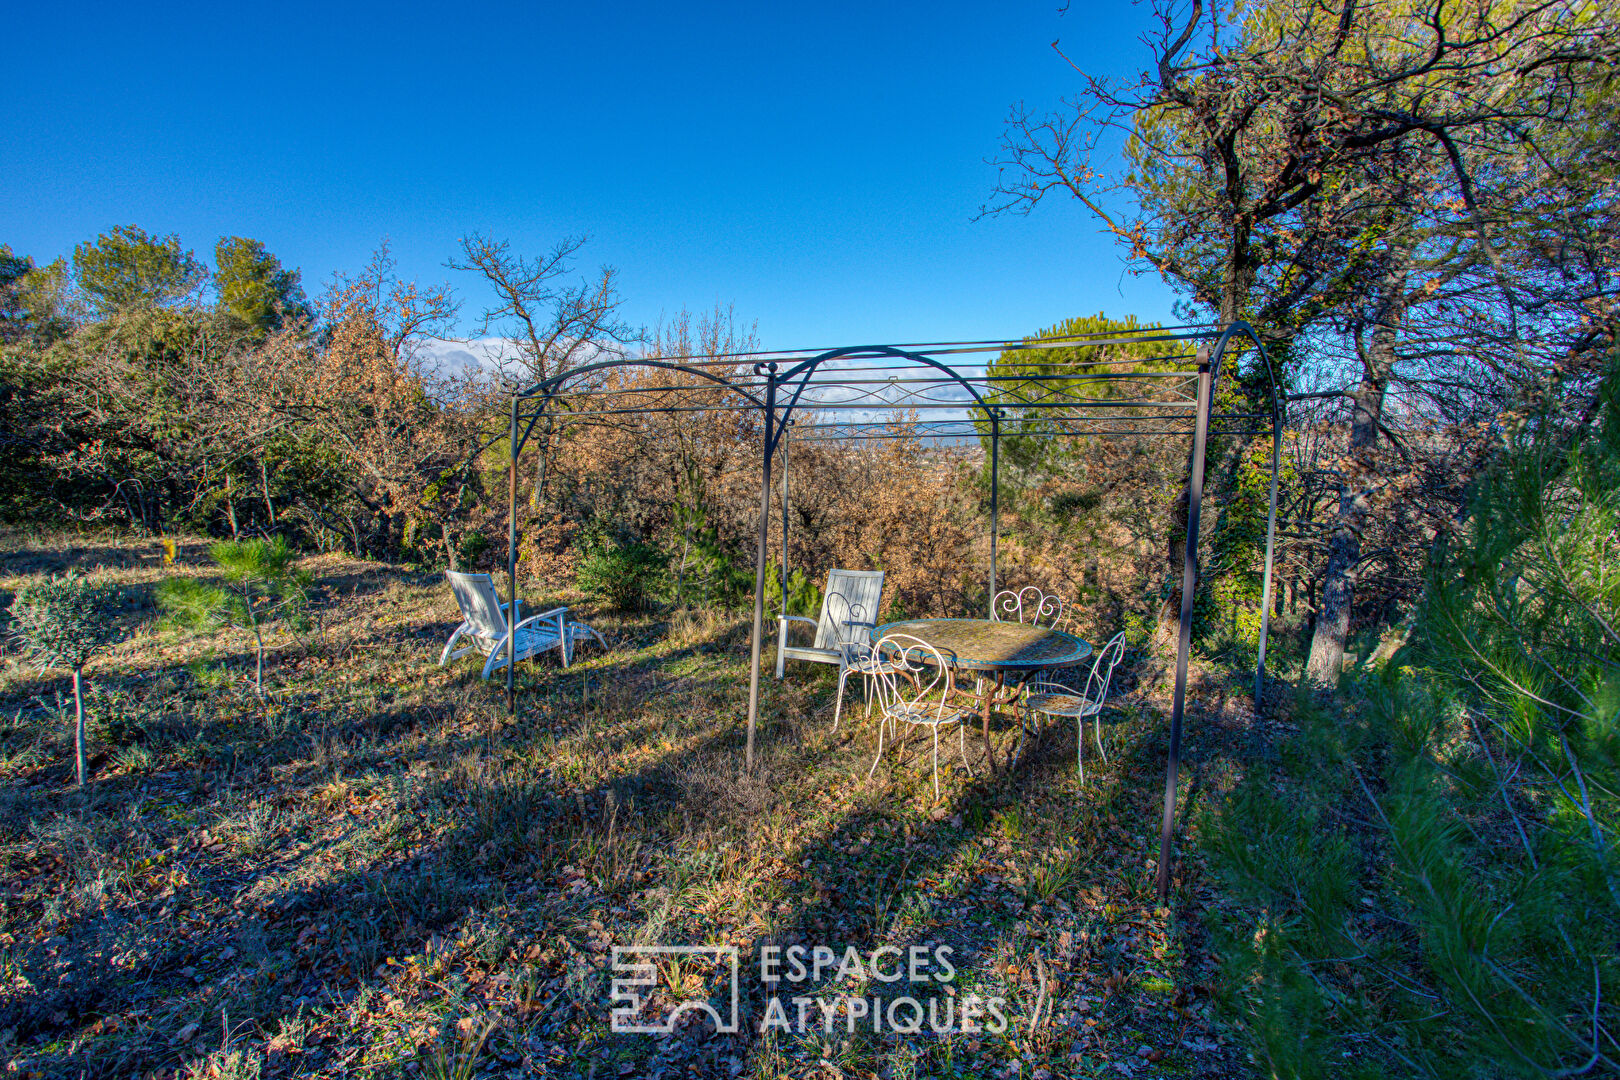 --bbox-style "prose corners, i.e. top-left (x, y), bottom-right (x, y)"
top-left (1197, 359), bottom-right (1620, 1075)
top-left (7, 574), bottom-right (128, 785)
top-left (574, 530), bottom-right (666, 611)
